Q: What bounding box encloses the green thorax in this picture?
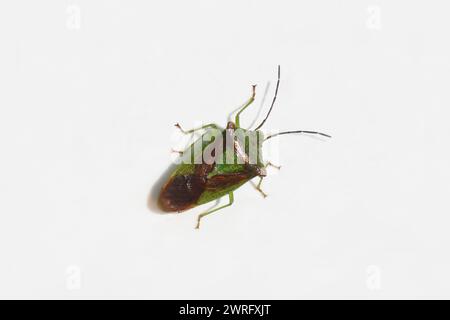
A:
[173,127,265,177]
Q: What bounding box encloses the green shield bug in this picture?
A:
[158,66,331,229]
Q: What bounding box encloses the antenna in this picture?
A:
[265,130,331,141]
[254,65,280,130]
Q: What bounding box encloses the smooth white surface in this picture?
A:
[0,1,449,299]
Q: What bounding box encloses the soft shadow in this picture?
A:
[205,199,221,212]
[147,162,177,214]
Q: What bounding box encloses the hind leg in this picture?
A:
[195,192,234,229]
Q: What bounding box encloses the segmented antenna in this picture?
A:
[254,65,281,131]
[265,130,331,141]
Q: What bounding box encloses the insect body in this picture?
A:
[158,66,331,228]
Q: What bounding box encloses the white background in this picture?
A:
[0,1,449,299]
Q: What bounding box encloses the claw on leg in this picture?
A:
[256,188,268,198]
[251,84,257,98]
[174,123,187,134]
[171,148,183,155]
[266,162,281,170]
[195,216,202,229]
[175,122,219,135]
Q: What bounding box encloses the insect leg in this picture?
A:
[235,85,256,128]
[266,162,281,170]
[195,192,234,229]
[175,123,219,134]
[254,177,268,198]
[252,162,280,197]
[171,149,184,155]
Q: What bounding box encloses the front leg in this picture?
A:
[175,123,220,134]
[235,85,256,128]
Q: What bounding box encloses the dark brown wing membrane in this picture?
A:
[158,163,215,212]
[206,170,257,191]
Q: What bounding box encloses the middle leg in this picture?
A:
[255,177,268,198]
[252,162,281,198]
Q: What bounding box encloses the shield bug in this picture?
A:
[158,66,331,228]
